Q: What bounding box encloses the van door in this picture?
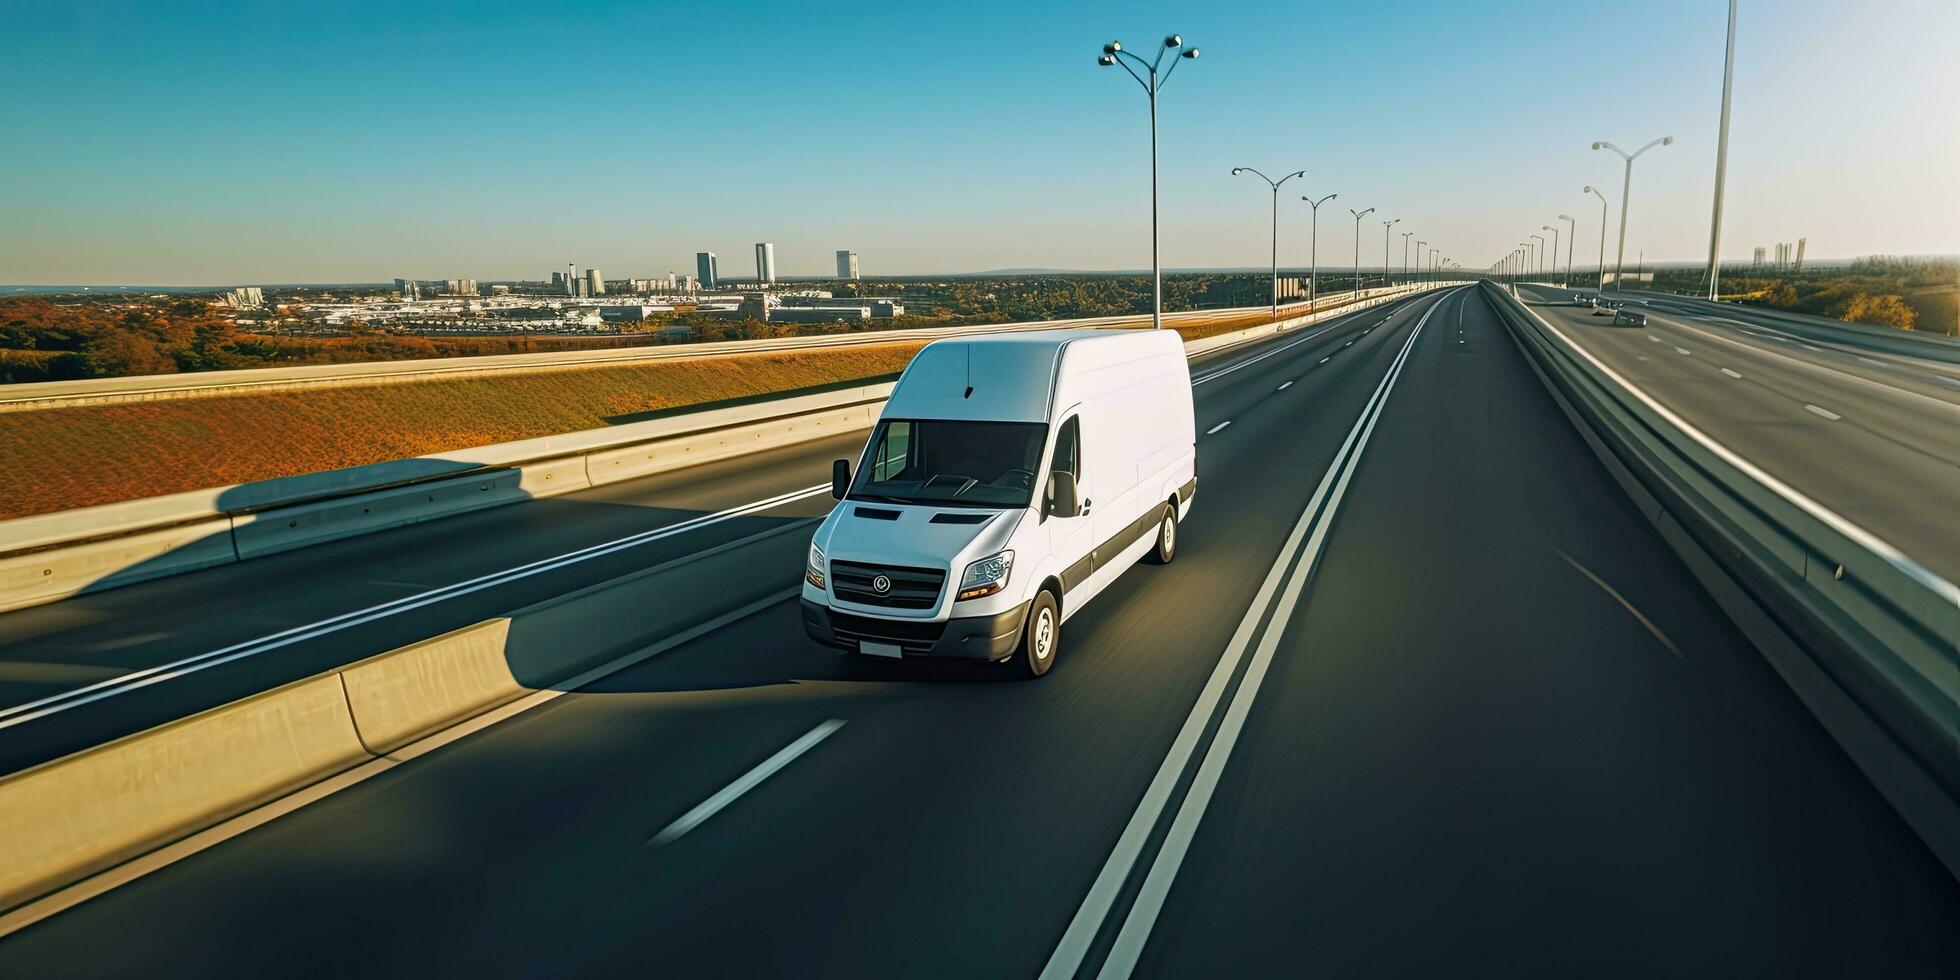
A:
[1047,414,1096,594]
[1085,390,1148,569]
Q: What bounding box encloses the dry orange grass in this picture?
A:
[0,342,923,519]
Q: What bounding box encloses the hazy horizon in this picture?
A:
[3,0,1955,285]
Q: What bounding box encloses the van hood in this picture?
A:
[815,503,1023,571]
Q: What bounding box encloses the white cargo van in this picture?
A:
[801,329,1196,677]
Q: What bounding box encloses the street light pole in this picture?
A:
[1416,240,1427,286]
[1301,192,1337,312]
[1400,231,1413,287]
[1349,207,1375,296]
[1584,185,1608,292]
[1530,234,1547,279]
[1706,0,1738,300]
[1592,135,1673,292]
[1231,167,1306,319]
[1557,214,1576,288]
[1382,217,1401,289]
[1430,247,1438,285]
[1098,35,1200,329]
[1541,226,1560,286]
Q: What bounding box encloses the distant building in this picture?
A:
[836,250,859,279]
[755,242,777,284]
[769,306,868,324]
[445,278,478,297]
[489,284,510,296]
[550,271,565,290]
[599,305,659,323]
[586,268,604,296]
[1752,246,1766,269]
[394,278,421,301]
[697,251,719,289]
[566,263,578,297]
[219,286,266,309]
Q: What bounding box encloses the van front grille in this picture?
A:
[830,560,945,609]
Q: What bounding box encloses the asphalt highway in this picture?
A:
[4,286,1953,977]
[1515,283,1960,583]
[0,291,1436,775]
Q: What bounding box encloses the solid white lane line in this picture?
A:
[1277,381,1293,391]
[0,484,831,731]
[649,719,846,847]
[1094,292,1438,980]
[1038,289,1457,980]
[1805,403,1842,420]
[1206,421,1232,435]
[1721,368,1742,379]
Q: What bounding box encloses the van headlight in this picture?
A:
[957,550,1013,601]
[806,542,826,590]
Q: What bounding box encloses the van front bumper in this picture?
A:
[801,600,1028,660]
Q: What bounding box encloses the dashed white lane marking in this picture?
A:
[1344,340,1355,347]
[1804,404,1842,421]
[1674,347,1692,355]
[1802,344,1824,352]
[1277,381,1293,391]
[1720,368,1742,379]
[1319,356,1331,364]
[1647,335,1662,343]
[1858,356,1884,366]
[1207,420,1232,435]
[649,719,847,847]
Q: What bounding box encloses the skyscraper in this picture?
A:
[586,268,604,296]
[836,250,859,279]
[755,242,776,285]
[696,251,718,289]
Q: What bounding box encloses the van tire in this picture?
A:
[1145,503,1178,565]
[1012,591,1060,679]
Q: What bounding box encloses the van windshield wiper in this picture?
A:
[847,492,917,505]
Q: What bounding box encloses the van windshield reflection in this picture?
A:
[848,419,1047,508]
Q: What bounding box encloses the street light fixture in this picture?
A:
[1541,226,1560,285]
[1556,214,1576,288]
[1592,135,1673,291]
[1416,239,1427,285]
[1400,231,1414,286]
[1349,207,1376,295]
[1300,192,1337,311]
[1098,34,1201,328]
[1232,167,1306,319]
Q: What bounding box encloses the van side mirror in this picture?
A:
[831,459,851,500]
[1045,471,1080,518]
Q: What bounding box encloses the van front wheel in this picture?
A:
[1012,592,1060,679]
[1146,503,1178,565]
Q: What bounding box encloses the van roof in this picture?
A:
[882,328,1177,423]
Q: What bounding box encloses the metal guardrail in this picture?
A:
[0,284,1449,611]
[1484,281,1960,877]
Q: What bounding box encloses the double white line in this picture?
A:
[1039,289,1449,980]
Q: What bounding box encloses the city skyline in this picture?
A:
[1,0,1954,284]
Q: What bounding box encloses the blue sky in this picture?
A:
[1,0,1953,283]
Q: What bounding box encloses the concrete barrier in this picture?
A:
[0,518,813,917]
[0,673,369,912]
[0,287,1456,613]
[339,619,520,755]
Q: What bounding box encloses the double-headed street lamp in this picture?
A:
[1349,207,1375,295]
[1231,167,1306,319]
[1098,34,1200,329]
[1300,192,1337,311]
[1382,217,1401,288]
[1592,135,1672,291]
[1556,214,1576,288]
[1583,186,1609,291]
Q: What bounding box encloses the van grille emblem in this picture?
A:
[871,574,893,594]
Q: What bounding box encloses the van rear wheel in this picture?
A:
[1146,503,1178,565]
[1011,591,1060,679]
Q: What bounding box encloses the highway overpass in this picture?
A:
[0,286,1954,976]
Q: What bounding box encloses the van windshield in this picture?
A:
[849,419,1047,508]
